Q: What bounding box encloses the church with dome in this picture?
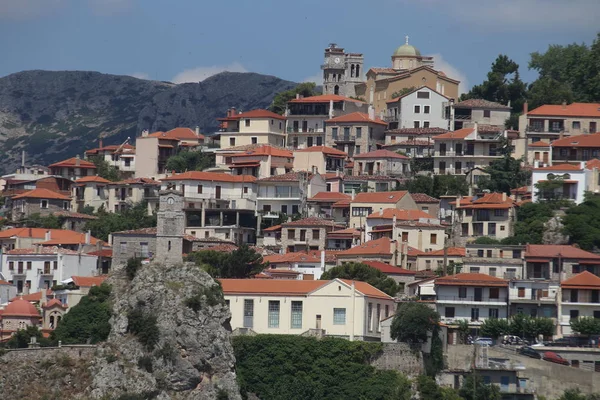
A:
[0,293,67,342]
[391,36,435,70]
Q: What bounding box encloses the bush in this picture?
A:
[321,262,400,296]
[390,302,440,344]
[125,257,142,280]
[137,355,153,373]
[184,284,225,312]
[127,308,159,350]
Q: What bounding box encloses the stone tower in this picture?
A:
[322,43,364,98]
[156,189,185,265]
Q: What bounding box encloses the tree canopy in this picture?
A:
[89,156,120,182]
[6,326,53,348]
[20,213,63,229]
[320,262,401,296]
[84,201,156,242]
[165,149,215,173]
[391,86,416,99]
[269,82,319,115]
[390,302,440,344]
[501,202,554,245]
[398,175,469,198]
[562,194,600,251]
[480,314,554,339]
[570,317,600,336]
[477,138,529,195]
[459,374,501,400]
[186,244,267,278]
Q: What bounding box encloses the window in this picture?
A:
[268,300,280,328]
[197,185,203,194]
[26,261,32,270]
[229,137,235,146]
[471,308,480,321]
[489,267,496,277]
[385,305,390,318]
[355,146,360,154]
[292,205,299,215]
[287,229,295,240]
[243,299,254,328]
[570,309,579,319]
[494,209,504,217]
[281,205,288,214]
[332,127,338,139]
[445,307,455,318]
[40,199,48,209]
[356,127,362,138]
[8,261,14,270]
[413,121,420,128]
[459,287,467,298]
[43,261,49,273]
[316,136,323,146]
[401,232,409,242]
[417,91,430,99]
[483,110,491,118]
[251,137,258,144]
[424,105,430,114]
[243,186,249,194]
[140,242,149,258]
[414,105,421,114]
[313,229,320,240]
[368,303,373,331]
[512,250,521,259]
[470,267,480,273]
[245,119,250,127]
[376,304,381,332]
[291,301,303,329]
[120,242,127,253]
[572,121,581,130]
[489,288,500,299]
[489,308,499,319]
[96,187,102,197]
[333,308,346,325]
[53,261,58,270]
[594,311,600,319]
[423,121,430,128]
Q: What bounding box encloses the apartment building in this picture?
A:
[452,193,517,242]
[324,112,387,157]
[219,145,293,178]
[559,271,600,336]
[349,191,418,231]
[72,176,111,211]
[410,193,440,218]
[84,142,135,176]
[432,125,506,181]
[531,163,586,204]
[353,149,410,177]
[307,191,352,220]
[286,94,368,150]
[217,109,286,150]
[550,132,600,163]
[326,227,360,250]
[414,247,465,272]
[10,188,71,220]
[384,86,450,130]
[293,146,347,174]
[516,102,600,161]
[53,275,108,308]
[335,237,399,266]
[342,175,400,194]
[161,171,258,243]
[0,227,104,253]
[509,280,558,319]
[49,156,97,180]
[383,128,443,158]
[452,99,511,130]
[435,273,509,328]
[524,244,600,281]
[221,278,395,340]
[280,217,341,253]
[463,244,525,279]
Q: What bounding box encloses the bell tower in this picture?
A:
[156,189,185,265]
[321,43,364,97]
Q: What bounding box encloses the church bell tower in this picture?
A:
[156,189,185,265]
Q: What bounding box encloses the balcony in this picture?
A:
[436,295,508,303]
[41,268,53,276]
[383,115,399,122]
[287,127,325,134]
[334,135,356,143]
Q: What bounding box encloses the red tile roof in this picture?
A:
[7,246,80,255]
[385,128,448,136]
[205,244,239,252]
[322,172,345,180]
[49,157,96,169]
[295,146,348,157]
[352,191,408,204]
[257,171,313,182]
[327,227,360,238]
[85,144,135,155]
[426,247,466,257]
[229,145,293,158]
[362,260,415,275]
[586,159,600,170]
[326,112,387,126]
[308,192,351,202]
[52,211,98,220]
[453,193,516,210]
[12,188,71,201]
[263,224,282,232]
[525,244,600,260]
[43,298,67,309]
[435,273,508,287]
[511,186,529,194]
[561,271,600,290]
[288,94,365,104]
[11,289,52,303]
[282,217,340,227]
[0,228,103,246]
[3,298,42,317]
[86,249,113,258]
[551,133,600,148]
[264,252,321,264]
[147,128,203,140]
[432,128,474,140]
[410,193,439,203]
[353,149,408,160]
[454,99,511,110]
[336,237,393,256]
[71,275,109,287]
[528,141,551,148]
[527,103,600,118]
[162,171,257,183]
[112,177,161,186]
[332,199,351,208]
[533,163,583,172]
[75,176,112,184]
[367,208,434,220]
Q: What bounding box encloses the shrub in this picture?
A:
[216,389,229,400]
[127,308,159,350]
[184,284,224,312]
[154,342,177,364]
[137,355,153,373]
[125,258,142,280]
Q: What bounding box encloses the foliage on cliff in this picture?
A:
[321,262,401,296]
[84,201,156,242]
[186,244,267,278]
[233,335,411,400]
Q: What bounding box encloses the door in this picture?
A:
[316,315,322,329]
[302,121,308,133]
[543,152,549,164]
[307,137,313,147]
[215,186,221,199]
[474,288,483,302]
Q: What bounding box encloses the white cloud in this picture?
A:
[0,0,65,20]
[130,72,149,80]
[409,0,600,32]
[171,62,247,84]
[88,0,133,15]
[303,73,322,85]
[429,54,469,95]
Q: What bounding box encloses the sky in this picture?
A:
[0,0,599,94]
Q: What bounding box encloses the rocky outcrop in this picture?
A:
[543,211,569,245]
[89,261,241,399]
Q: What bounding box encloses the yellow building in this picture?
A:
[217,109,286,149]
[349,190,418,231]
[221,278,395,340]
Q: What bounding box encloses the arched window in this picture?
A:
[563,173,571,180]
[355,65,360,78]
[50,316,55,329]
[334,85,340,95]
[350,64,355,78]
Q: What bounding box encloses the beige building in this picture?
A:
[217,109,286,150]
[293,146,347,174]
[451,193,517,243]
[324,112,387,157]
[335,237,399,266]
[221,278,395,340]
[353,149,410,176]
[11,188,71,220]
[49,156,97,180]
[280,217,341,253]
[414,247,465,272]
[349,190,418,231]
[516,102,600,162]
[452,99,511,130]
[84,141,136,176]
[217,145,293,178]
[286,94,369,150]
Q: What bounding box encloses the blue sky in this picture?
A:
[0,0,598,93]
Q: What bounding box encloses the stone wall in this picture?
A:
[1,345,97,363]
[371,343,425,377]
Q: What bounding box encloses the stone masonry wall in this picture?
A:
[371,343,425,377]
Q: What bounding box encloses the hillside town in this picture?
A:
[2,37,600,399]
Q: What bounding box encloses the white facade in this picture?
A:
[386,87,450,129]
[531,164,586,204]
[161,179,257,211]
[436,284,509,327]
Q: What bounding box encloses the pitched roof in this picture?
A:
[308,192,351,202]
[257,171,313,182]
[12,188,71,200]
[2,298,41,317]
[263,224,282,232]
[453,99,511,110]
[112,227,157,235]
[426,247,466,257]
[52,211,98,220]
[85,143,135,155]
[0,228,102,245]
[432,128,474,140]
[327,227,360,238]
[529,141,551,148]
[49,157,96,169]
[410,193,439,203]
[352,191,408,204]
[326,112,387,126]
[367,208,434,220]
[71,275,109,287]
[147,127,205,140]
[454,193,516,210]
[435,273,508,287]
[236,109,287,120]
[527,103,600,118]
[264,252,321,264]
[43,298,67,309]
[282,217,339,227]
[332,199,351,208]
[336,237,393,256]
[533,163,583,172]
[525,244,600,260]
[551,133,600,148]
[7,246,80,255]
[288,94,365,104]
[586,159,600,170]
[295,146,348,157]
[112,177,161,186]
[161,171,257,183]
[205,243,239,252]
[353,149,408,160]
[75,176,112,184]
[10,289,52,302]
[362,260,415,275]
[385,127,448,136]
[561,271,600,290]
[229,145,293,158]
[86,249,113,258]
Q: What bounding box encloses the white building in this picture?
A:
[435,273,509,328]
[2,247,98,295]
[559,271,600,336]
[384,86,451,130]
[531,163,586,204]
[221,278,395,340]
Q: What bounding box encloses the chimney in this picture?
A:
[85,230,91,245]
[40,288,46,307]
[141,129,149,137]
[99,138,103,149]
[392,215,398,240]
[296,93,301,99]
[562,101,567,109]
[21,151,25,170]
[368,105,375,121]
[75,154,81,167]
[523,101,528,116]
[502,192,507,202]
[45,230,51,241]
[473,122,478,134]
[320,250,325,273]
[195,126,200,137]
[329,100,335,119]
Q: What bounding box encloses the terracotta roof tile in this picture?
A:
[236,109,286,120]
[229,145,293,158]
[533,163,583,172]
[426,247,466,257]
[53,211,98,220]
[43,298,67,309]
[336,237,393,256]
[85,144,135,155]
[113,227,157,235]
[86,249,113,258]
[205,244,239,252]
[49,157,96,169]
[561,271,600,289]
[282,217,340,227]
[263,224,282,232]
[344,175,397,182]
[112,177,161,185]
[71,275,109,287]
[432,128,475,140]
[551,133,600,148]
[308,192,351,202]
[528,141,551,148]
[385,127,448,136]
[147,127,205,140]
[327,227,360,238]
[527,103,600,118]
[383,140,433,147]
[586,159,600,170]
[353,149,408,160]
[264,252,321,264]
[525,244,600,260]
[0,228,103,246]
[362,260,415,275]
[410,193,439,203]
[75,176,112,184]
[322,172,345,180]
[352,191,408,204]
[288,94,365,104]
[10,289,52,303]
[326,112,387,126]
[511,186,529,194]
[454,99,511,110]
[295,146,348,157]
[257,171,313,182]
[435,273,508,287]
[7,246,80,255]
[162,171,257,183]
[332,199,351,208]
[367,208,434,220]
[12,188,71,201]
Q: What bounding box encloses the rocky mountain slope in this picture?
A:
[0,70,296,174]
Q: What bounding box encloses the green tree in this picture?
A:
[89,156,120,182]
[390,302,440,344]
[563,194,600,251]
[269,82,319,115]
[535,174,566,201]
[84,201,156,242]
[571,317,600,336]
[457,319,471,344]
[186,244,267,278]
[435,261,463,277]
[501,202,554,245]
[418,375,461,400]
[165,149,215,173]
[320,262,400,296]
[459,374,501,400]
[480,318,510,338]
[398,175,468,198]
[20,213,63,229]
[51,283,112,344]
[473,237,501,245]
[391,86,416,99]
[6,326,52,348]
[558,389,595,400]
[477,138,529,195]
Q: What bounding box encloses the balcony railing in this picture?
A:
[334,135,356,143]
[437,295,508,302]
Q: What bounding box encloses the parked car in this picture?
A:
[473,337,493,346]
[546,337,578,347]
[502,335,528,345]
[542,351,570,365]
[517,346,542,359]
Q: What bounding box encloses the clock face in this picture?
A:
[334,57,341,64]
[167,197,174,205]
